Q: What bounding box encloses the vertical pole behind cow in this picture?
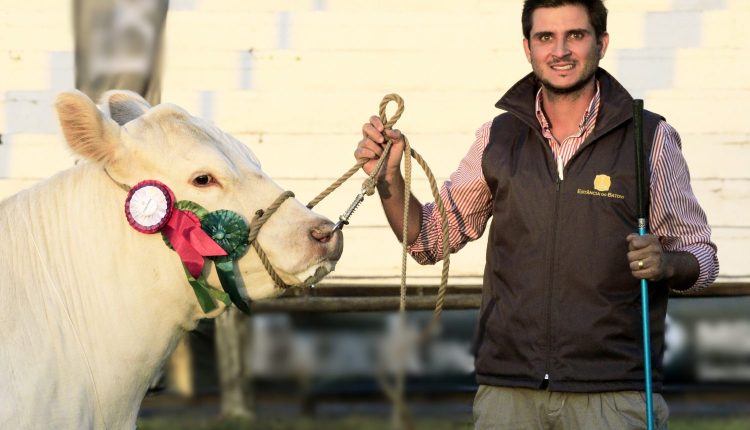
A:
[73,0,169,105]
[633,99,654,430]
[216,308,256,419]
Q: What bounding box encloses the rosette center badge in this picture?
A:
[125,180,175,233]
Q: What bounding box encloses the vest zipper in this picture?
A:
[545,178,563,386]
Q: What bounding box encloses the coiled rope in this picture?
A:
[307,94,452,429]
[307,94,450,332]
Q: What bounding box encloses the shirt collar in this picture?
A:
[535,80,601,136]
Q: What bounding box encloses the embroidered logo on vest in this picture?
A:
[594,174,611,192]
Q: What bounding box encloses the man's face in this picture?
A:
[523,4,609,95]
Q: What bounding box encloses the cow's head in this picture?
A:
[54,90,342,313]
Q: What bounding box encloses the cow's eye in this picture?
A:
[192,174,217,187]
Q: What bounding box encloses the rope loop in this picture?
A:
[379,93,405,130]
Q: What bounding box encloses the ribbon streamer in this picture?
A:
[162,209,228,278]
[215,259,251,314]
[184,269,231,313]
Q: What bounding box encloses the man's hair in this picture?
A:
[522,0,608,40]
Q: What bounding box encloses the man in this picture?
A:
[354,0,718,428]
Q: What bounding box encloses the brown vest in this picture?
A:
[476,69,666,392]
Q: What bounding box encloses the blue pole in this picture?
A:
[634,100,654,430]
[639,219,654,430]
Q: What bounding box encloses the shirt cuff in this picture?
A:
[406,203,439,265]
[671,243,719,294]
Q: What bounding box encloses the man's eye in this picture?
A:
[569,32,584,40]
[192,174,216,187]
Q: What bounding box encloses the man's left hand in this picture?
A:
[626,233,671,282]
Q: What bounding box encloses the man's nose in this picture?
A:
[552,38,571,58]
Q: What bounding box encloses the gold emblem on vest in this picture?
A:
[594,174,611,192]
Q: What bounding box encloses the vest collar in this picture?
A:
[495,68,634,140]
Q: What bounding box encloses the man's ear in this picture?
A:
[598,32,610,59]
[98,90,152,125]
[523,38,532,63]
[55,90,124,165]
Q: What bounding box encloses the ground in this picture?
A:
[138,391,750,429]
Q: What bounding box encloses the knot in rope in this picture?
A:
[362,177,378,196]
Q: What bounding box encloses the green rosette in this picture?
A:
[162,200,210,249]
[202,210,252,314]
[202,210,250,261]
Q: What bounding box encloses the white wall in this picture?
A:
[1,0,747,284]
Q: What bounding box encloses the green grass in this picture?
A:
[671,418,750,430]
[137,416,750,430]
[138,416,469,430]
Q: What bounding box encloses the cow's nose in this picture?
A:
[310,222,334,244]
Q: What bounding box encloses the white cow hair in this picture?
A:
[0,163,188,429]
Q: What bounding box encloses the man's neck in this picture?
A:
[541,80,597,141]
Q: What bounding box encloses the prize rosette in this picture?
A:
[125,180,175,233]
[122,180,251,314]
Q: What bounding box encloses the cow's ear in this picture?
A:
[98,90,151,125]
[56,90,124,164]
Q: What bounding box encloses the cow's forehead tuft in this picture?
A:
[147,103,190,121]
[137,104,222,142]
[128,104,262,172]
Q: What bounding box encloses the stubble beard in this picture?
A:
[540,67,596,96]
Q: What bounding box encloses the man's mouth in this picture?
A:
[551,63,575,71]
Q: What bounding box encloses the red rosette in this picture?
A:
[125,180,175,234]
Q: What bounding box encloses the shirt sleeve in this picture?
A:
[649,121,719,293]
[407,121,494,265]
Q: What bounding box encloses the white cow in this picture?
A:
[0,90,343,429]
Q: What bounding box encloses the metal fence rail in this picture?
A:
[250,282,750,313]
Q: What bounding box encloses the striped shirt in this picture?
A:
[408,83,719,292]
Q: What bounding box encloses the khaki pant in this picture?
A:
[473,385,669,430]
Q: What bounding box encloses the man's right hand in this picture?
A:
[354,115,405,181]
[353,116,422,245]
